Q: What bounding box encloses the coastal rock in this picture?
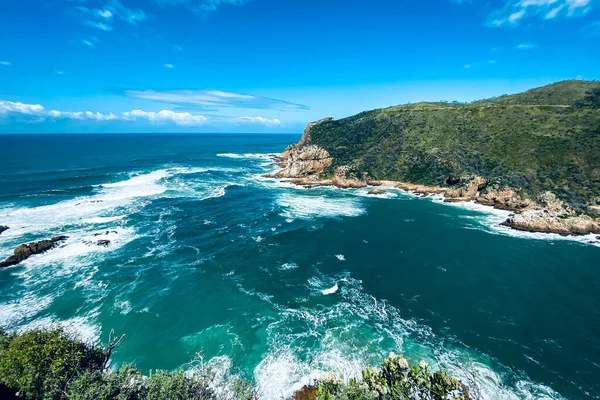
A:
[475,187,531,211]
[0,226,8,235]
[273,118,335,179]
[331,166,367,188]
[502,210,600,236]
[274,145,332,178]
[0,236,68,269]
[368,189,386,195]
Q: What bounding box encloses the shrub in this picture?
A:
[0,327,105,400]
[315,353,468,400]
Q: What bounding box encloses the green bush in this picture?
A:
[0,327,255,400]
[0,327,105,400]
[316,353,467,400]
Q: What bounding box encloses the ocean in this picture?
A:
[0,134,598,400]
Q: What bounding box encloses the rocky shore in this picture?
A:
[0,236,68,268]
[269,120,600,236]
[0,226,8,235]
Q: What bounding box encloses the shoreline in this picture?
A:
[266,155,600,238]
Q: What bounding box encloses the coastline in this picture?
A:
[266,153,600,238]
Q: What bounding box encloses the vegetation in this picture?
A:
[294,353,469,400]
[0,327,254,400]
[306,80,600,212]
[0,327,469,400]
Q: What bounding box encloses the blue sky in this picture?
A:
[0,0,598,133]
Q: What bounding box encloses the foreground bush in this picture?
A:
[0,328,254,400]
[315,353,468,400]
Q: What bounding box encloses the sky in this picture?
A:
[0,0,598,133]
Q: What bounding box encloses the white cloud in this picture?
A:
[1,100,206,126]
[122,110,207,126]
[164,63,175,69]
[0,61,11,66]
[125,89,309,111]
[464,64,472,69]
[56,71,65,75]
[95,9,113,19]
[237,116,281,126]
[517,42,536,49]
[480,0,593,26]
[84,20,113,31]
[81,39,95,47]
[155,0,247,14]
[74,0,147,32]
[0,101,45,115]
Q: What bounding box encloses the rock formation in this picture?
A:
[0,226,8,235]
[0,236,68,269]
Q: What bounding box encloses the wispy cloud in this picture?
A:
[455,0,594,26]
[464,64,472,69]
[155,0,247,14]
[0,61,11,66]
[73,0,147,32]
[125,89,310,111]
[0,100,207,126]
[237,116,281,126]
[164,63,176,69]
[517,42,536,49]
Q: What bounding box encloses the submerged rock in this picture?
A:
[0,226,8,235]
[0,236,68,269]
[85,239,110,247]
[368,189,386,195]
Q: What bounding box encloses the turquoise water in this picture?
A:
[0,134,599,400]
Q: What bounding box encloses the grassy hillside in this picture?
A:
[306,80,600,212]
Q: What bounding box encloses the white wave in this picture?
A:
[335,254,345,261]
[279,263,299,271]
[217,153,273,160]
[0,293,54,328]
[0,170,170,240]
[82,215,126,224]
[322,284,339,295]
[277,192,365,220]
[432,198,600,247]
[254,274,566,400]
[18,227,137,274]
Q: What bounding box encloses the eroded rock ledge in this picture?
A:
[271,120,600,236]
[0,236,68,269]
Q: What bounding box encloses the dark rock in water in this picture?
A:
[0,236,68,269]
[84,239,111,247]
[93,230,117,237]
[0,226,8,235]
[367,189,386,195]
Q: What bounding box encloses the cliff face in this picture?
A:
[274,118,334,179]
[275,81,600,235]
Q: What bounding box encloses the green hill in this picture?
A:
[299,80,600,213]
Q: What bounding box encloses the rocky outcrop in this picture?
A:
[502,211,600,235]
[274,145,333,179]
[272,118,335,179]
[0,236,68,269]
[501,192,600,235]
[0,226,8,235]
[368,189,386,195]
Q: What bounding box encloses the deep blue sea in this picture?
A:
[0,134,599,400]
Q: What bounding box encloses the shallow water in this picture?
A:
[0,134,598,399]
